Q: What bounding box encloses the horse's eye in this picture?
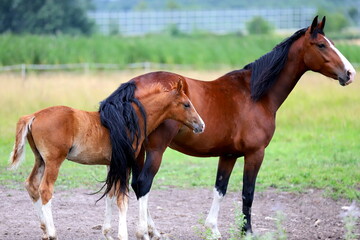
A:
[317,43,326,49]
[183,102,190,108]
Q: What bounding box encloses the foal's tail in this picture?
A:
[9,115,35,170]
[99,81,147,199]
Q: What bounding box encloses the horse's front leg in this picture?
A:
[133,121,179,240]
[205,155,237,239]
[102,166,114,239]
[102,191,117,240]
[242,149,264,234]
[116,191,129,240]
[137,193,150,240]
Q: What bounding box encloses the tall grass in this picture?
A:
[0,70,359,200]
[0,34,359,68]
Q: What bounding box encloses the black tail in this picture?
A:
[98,81,147,199]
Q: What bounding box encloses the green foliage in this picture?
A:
[0,34,282,67]
[0,34,359,68]
[317,10,349,32]
[165,0,181,10]
[228,207,246,240]
[246,16,274,35]
[193,215,214,240]
[0,0,94,35]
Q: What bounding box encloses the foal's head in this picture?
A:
[165,80,205,134]
[302,16,356,86]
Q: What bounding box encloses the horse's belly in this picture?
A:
[170,131,240,157]
[67,145,111,165]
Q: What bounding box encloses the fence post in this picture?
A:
[84,63,90,74]
[144,62,151,72]
[21,64,26,81]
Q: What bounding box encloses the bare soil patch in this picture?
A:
[1,185,358,239]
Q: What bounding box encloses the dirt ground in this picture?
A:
[1,185,359,240]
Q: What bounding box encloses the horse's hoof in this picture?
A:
[136,231,150,240]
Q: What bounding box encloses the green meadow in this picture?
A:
[0,70,359,200]
[0,34,360,68]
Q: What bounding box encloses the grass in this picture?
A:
[0,34,359,68]
[0,70,359,200]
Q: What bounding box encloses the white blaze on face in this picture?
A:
[325,37,356,84]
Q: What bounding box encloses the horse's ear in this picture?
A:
[319,16,326,31]
[176,79,184,93]
[310,15,319,34]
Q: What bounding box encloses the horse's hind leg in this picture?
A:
[25,151,47,238]
[205,155,237,239]
[37,154,65,240]
[102,167,115,240]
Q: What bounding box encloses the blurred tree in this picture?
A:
[134,1,148,11]
[0,0,94,35]
[348,7,359,24]
[246,16,274,35]
[165,0,181,10]
[317,9,349,32]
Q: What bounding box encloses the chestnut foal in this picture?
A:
[9,79,204,240]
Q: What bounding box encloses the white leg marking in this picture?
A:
[34,198,46,224]
[147,210,161,239]
[118,197,128,240]
[137,193,150,240]
[205,188,223,239]
[42,199,56,238]
[325,37,356,83]
[103,195,115,240]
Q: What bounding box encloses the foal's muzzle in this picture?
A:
[192,122,205,134]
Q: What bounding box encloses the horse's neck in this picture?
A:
[265,40,307,113]
[139,93,170,135]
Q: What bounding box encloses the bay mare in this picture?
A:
[122,16,355,239]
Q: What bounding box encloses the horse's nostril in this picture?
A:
[347,70,352,80]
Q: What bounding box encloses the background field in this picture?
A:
[1,34,360,68]
[0,69,359,201]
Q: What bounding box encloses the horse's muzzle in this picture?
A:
[339,69,356,86]
[192,122,205,134]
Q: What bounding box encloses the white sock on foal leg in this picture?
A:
[117,198,128,240]
[34,199,56,238]
[205,188,223,238]
[42,199,56,239]
[137,193,150,240]
[34,199,47,237]
[103,195,115,240]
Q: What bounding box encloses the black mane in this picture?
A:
[244,28,308,101]
[98,81,147,199]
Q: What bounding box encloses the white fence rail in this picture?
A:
[1,62,358,80]
[0,62,190,79]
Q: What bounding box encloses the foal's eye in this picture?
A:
[183,102,191,108]
[317,43,326,49]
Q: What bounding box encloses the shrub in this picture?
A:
[246,16,274,35]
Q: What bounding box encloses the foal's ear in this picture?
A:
[175,79,184,94]
[310,15,319,34]
[319,16,326,31]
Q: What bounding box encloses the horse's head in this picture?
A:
[303,16,356,86]
[168,79,205,134]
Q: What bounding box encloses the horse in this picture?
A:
[106,16,355,239]
[9,79,205,240]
